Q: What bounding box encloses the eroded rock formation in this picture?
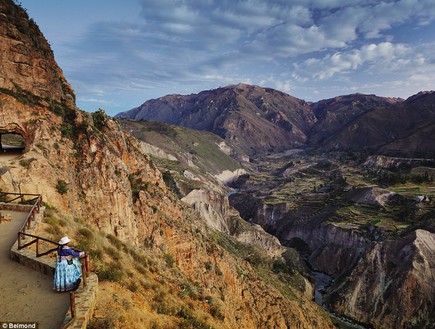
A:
[328,229,435,329]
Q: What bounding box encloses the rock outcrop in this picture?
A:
[231,187,435,328]
[0,0,75,107]
[328,229,435,329]
[182,189,285,257]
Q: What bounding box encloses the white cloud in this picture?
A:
[297,42,418,79]
[23,0,435,114]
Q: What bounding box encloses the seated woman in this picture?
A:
[53,236,85,292]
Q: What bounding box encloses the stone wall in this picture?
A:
[0,202,33,212]
[8,205,98,329]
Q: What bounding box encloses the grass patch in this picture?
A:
[19,158,36,169]
[78,227,94,240]
[96,261,125,282]
[163,253,175,268]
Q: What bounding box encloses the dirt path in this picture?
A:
[0,210,69,328]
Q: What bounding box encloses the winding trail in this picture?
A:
[0,210,69,328]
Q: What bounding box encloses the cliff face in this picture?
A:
[182,189,285,257]
[329,229,435,329]
[230,178,435,328]
[0,92,334,327]
[0,1,335,327]
[0,0,75,107]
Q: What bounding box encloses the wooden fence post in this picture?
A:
[70,291,76,318]
[85,253,89,276]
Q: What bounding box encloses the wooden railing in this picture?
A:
[3,192,90,327]
[0,192,42,235]
[16,232,90,278]
[17,231,90,327]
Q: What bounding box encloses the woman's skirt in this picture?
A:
[53,258,82,292]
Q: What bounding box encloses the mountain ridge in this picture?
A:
[117,84,434,158]
[117,83,317,156]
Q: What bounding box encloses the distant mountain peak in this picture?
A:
[405,90,435,104]
[117,84,315,155]
[117,85,435,158]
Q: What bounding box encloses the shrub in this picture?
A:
[106,234,124,249]
[135,264,147,275]
[163,253,175,268]
[127,281,139,293]
[179,283,198,300]
[44,225,62,237]
[92,109,108,130]
[19,158,36,169]
[56,179,68,195]
[204,261,213,271]
[177,308,212,329]
[210,305,225,320]
[87,317,116,329]
[78,227,94,240]
[97,262,124,282]
[104,246,121,261]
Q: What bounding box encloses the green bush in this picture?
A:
[19,158,36,169]
[56,179,68,195]
[78,227,94,240]
[92,109,108,131]
[97,262,124,282]
[163,253,175,268]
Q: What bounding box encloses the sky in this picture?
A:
[19,0,435,117]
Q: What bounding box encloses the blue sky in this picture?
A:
[19,0,435,116]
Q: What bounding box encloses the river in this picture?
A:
[311,271,372,329]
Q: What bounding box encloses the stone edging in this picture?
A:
[7,206,98,329]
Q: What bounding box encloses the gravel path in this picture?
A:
[0,210,69,328]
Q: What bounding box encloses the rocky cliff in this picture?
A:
[328,229,435,329]
[0,1,335,327]
[0,0,75,107]
[182,189,285,257]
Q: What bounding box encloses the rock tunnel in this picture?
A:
[0,131,25,158]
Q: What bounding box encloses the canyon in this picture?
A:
[1,0,434,327]
[0,0,334,328]
[119,87,435,328]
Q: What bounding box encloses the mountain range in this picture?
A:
[117,85,435,158]
[1,0,434,327]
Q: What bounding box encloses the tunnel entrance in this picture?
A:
[0,132,25,160]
